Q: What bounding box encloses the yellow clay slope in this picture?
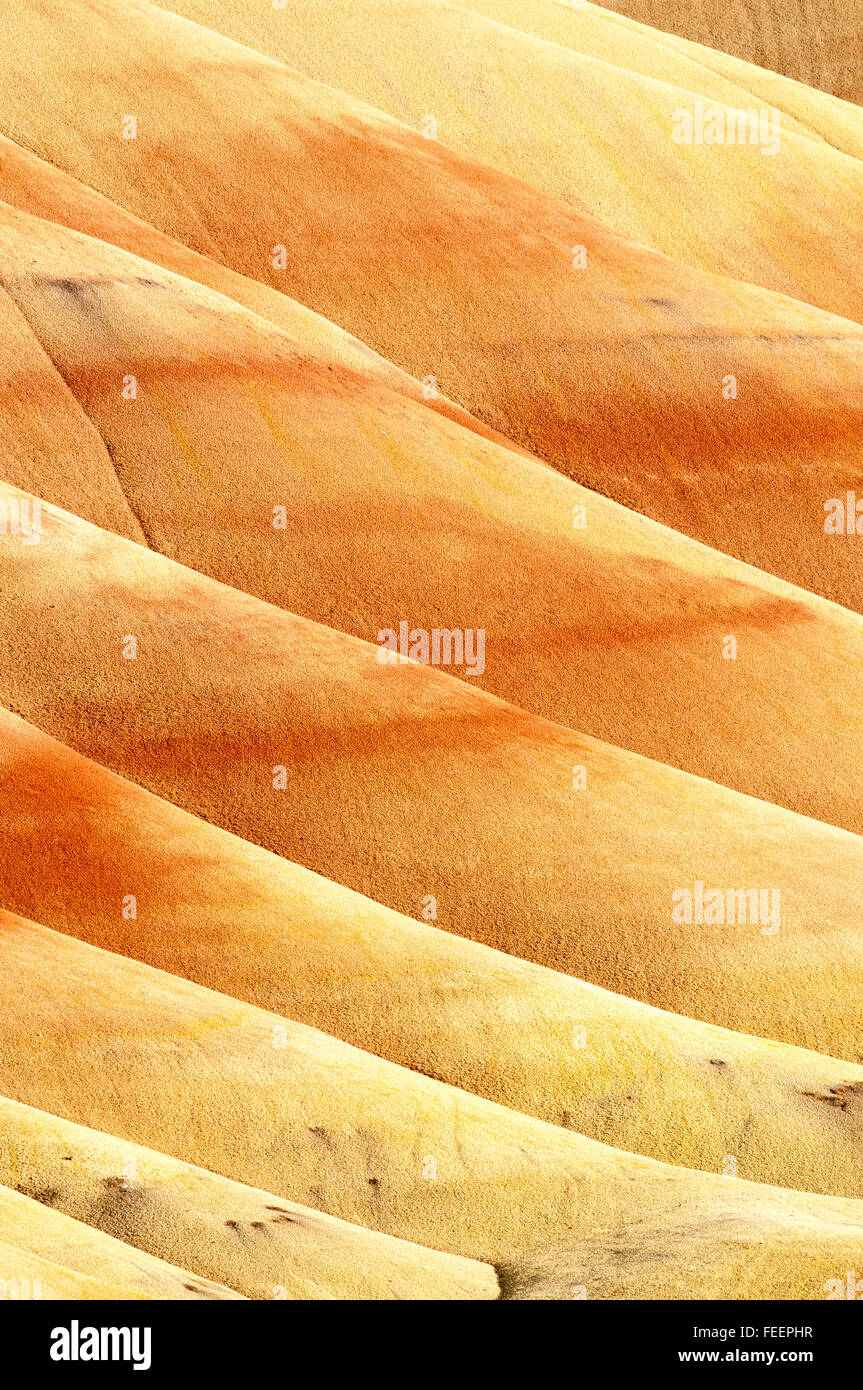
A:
[594,0,863,106]
[2,907,863,1300]
[456,2,863,156]
[0,1096,494,1301]
[3,705,863,1195]
[163,0,863,318]
[0,1184,243,1300]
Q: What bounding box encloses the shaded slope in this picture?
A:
[4,705,863,1194]
[163,0,863,318]
[0,279,145,542]
[1,489,863,1061]
[598,0,863,106]
[3,0,863,598]
[0,1096,495,1301]
[1,210,862,831]
[0,1184,243,1300]
[2,907,863,1298]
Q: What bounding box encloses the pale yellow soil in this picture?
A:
[597,0,863,105]
[1,907,862,1301]
[456,2,863,155]
[3,705,863,1196]
[0,1097,495,1300]
[0,1184,243,1300]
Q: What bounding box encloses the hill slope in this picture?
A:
[2,0,863,603]
[0,1184,243,1300]
[598,0,863,105]
[0,207,862,830]
[1,488,863,1062]
[0,1096,494,1300]
[4,705,863,1194]
[2,906,863,1299]
[162,0,863,318]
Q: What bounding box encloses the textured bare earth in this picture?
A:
[598,0,863,105]
[0,1097,495,1301]
[1,0,861,1303]
[164,0,863,318]
[1,205,863,830]
[2,1,863,608]
[1,487,862,1063]
[2,908,863,1300]
[3,705,863,1197]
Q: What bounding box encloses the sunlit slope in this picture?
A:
[4,1,863,598]
[2,908,863,1296]
[0,1184,243,1300]
[2,213,863,828]
[0,1242,151,1301]
[0,1097,495,1300]
[1,492,863,1061]
[596,0,863,107]
[163,0,863,317]
[499,1208,863,1300]
[456,1,863,158]
[4,707,863,1195]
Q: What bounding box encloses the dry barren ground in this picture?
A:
[0,0,860,1301]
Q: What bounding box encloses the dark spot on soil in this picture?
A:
[16,1184,59,1206]
[803,1082,863,1111]
[42,277,82,295]
[101,1176,134,1192]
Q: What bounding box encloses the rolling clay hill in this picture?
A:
[0,0,861,1303]
[163,0,863,318]
[1,0,863,606]
[3,704,863,1199]
[0,485,862,1065]
[455,1,863,157]
[596,0,863,105]
[3,907,863,1301]
[0,1097,496,1302]
[0,209,861,831]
